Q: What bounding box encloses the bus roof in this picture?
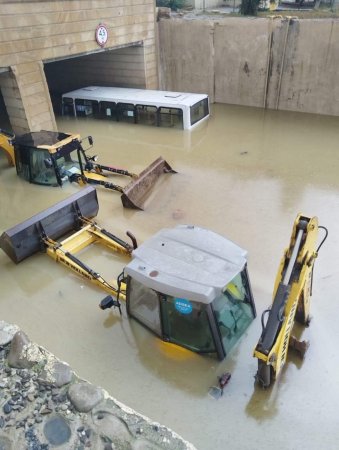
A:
[62,86,208,108]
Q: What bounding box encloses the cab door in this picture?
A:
[211,267,256,356]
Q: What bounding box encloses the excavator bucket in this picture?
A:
[0,186,99,264]
[121,157,176,209]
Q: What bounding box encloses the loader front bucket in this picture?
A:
[0,186,99,264]
[121,157,176,210]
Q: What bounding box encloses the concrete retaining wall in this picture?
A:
[158,20,215,98]
[158,17,339,116]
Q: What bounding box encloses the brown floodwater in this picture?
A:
[0,103,338,450]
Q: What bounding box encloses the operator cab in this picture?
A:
[13,131,87,186]
[125,225,256,360]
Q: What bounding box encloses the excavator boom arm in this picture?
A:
[254,215,320,387]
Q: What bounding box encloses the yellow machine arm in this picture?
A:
[253,214,327,388]
[42,218,133,301]
[0,129,15,166]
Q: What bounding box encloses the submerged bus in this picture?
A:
[61,86,209,130]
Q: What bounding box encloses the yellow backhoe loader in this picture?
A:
[253,214,328,388]
[0,188,326,371]
[0,186,257,361]
[0,129,175,209]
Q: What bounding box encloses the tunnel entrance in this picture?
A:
[44,45,146,117]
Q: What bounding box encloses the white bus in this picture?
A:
[61,86,209,130]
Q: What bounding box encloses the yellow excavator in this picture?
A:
[253,214,328,388]
[0,129,175,209]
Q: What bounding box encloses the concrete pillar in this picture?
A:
[11,62,57,134]
[0,70,29,135]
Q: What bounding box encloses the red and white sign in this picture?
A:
[95,24,108,47]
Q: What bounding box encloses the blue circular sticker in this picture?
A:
[174,298,193,315]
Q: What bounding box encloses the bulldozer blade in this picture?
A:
[0,186,99,264]
[121,157,176,209]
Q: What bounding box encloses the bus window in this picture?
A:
[99,101,117,120]
[158,107,183,129]
[75,99,99,117]
[117,103,135,123]
[135,105,157,126]
[62,97,75,116]
[190,98,209,126]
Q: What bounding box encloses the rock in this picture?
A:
[40,407,52,415]
[7,331,39,369]
[68,382,104,413]
[43,415,71,446]
[3,404,12,415]
[39,360,73,387]
[0,322,20,346]
[92,412,132,446]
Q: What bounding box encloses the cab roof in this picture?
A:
[14,131,71,148]
[125,225,247,304]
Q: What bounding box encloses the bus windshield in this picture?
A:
[190,98,209,126]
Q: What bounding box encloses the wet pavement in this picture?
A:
[0,103,339,449]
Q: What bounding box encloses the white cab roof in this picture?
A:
[125,225,247,304]
[62,86,208,108]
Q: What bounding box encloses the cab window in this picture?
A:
[161,296,216,354]
[212,272,255,354]
[127,278,161,336]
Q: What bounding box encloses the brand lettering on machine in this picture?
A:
[59,257,92,281]
[281,301,297,365]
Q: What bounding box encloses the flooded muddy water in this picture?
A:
[1,104,339,449]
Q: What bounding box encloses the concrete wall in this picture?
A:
[0,1,157,134]
[158,17,339,116]
[158,20,215,99]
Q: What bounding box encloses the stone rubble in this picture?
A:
[0,321,196,450]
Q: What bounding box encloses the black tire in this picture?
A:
[256,361,271,388]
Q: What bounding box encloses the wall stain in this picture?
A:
[243,61,250,76]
